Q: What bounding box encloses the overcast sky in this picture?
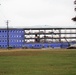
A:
[0,0,76,28]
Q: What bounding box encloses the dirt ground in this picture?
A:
[0,48,73,53]
[0,48,52,52]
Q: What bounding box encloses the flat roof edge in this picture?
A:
[0,27,76,29]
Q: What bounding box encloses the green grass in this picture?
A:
[0,49,76,75]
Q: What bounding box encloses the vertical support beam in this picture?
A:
[70,29,72,42]
[44,29,46,43]
[65,28,66,41]
[39,29,40,42]
[75,29,76,41]
[59,29,61,42]
[52,29,53,42]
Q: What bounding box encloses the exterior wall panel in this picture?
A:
[0,29,25,48]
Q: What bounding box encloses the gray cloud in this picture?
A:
[0,0,75,28]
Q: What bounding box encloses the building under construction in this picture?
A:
[0,27,76,48]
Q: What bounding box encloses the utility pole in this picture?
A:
[6,20,9,49]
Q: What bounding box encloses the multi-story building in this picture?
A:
[0,27,76,48]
